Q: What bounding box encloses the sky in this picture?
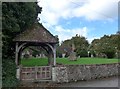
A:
[37,0,119,43]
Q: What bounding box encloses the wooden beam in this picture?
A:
[46,43,57,66]
[18,43,27,52]
[53,45,56,66]
[15,42,19,65]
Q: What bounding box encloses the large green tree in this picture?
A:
[2,2,42,87]
[57,35,89,57]
[71,35,89,57]
[90,34,119,58]
[2,2,42,59]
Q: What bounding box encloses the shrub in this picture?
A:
[77,49,88,57]
[2,59,19,87]
[104,50,115,58]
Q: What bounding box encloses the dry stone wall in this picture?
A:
[53,63,119,83]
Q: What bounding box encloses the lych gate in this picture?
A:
[13,22,58,81]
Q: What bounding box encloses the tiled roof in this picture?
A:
[13,22,58,43]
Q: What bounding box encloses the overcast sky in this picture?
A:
[37,0,119,43]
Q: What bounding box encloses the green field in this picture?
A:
[21,57,119,67]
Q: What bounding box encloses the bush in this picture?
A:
[77,50,88,57]
[104,50,115,58]
[2,59,19,87]
[32,51,39,57]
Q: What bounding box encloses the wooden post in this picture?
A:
[19,65,22,80]
[16,65,21,80]
[15,42,19,65]
[53,45,56,66]
[48,47,51,66]
[46,43,56,66]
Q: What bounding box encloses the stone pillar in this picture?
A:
[52,67,56,82]
[52,67,68,83]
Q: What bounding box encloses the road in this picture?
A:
[19,76,119,88]
[58,76,119,87]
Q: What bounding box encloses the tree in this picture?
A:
[57,39,72,57]
[71,35,89,57]
[57,35,89,57]
[116,31,120,58]
[90,34,119,58]
[2,2,42,87]
[2,2,42,59]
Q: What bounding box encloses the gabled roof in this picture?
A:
[13,22,58,43]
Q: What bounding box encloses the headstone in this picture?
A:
[36,55,38,58]
[91,54,93,58]
[39,54,41,58]
[78,55,80,58]
[62,53,66,58]
[69,51,77,61]
[68,43,77,61]
[21,52,25,58]
[42,53,46,58]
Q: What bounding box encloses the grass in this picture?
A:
[21,58,48,67]
[57,58,118,65]
[21,57,119,67]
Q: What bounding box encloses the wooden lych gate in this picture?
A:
[14,22,58,81]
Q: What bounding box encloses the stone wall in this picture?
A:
[53,63,119,83]
[52,67,68,83]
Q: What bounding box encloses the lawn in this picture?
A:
[21,57,119,67]
[57,58,118,65]
[21,58,48,67]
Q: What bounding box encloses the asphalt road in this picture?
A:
[19,76,119,88]
[58,76,119,87]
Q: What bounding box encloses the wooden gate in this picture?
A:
[20,66,52,81]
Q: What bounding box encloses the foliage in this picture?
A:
[2,2,42,59]
[103,49,115,58]
[117,32,120,58]
[76,48,88,57]
[57,35,89,57]
[32,51,38,57]
[2,2,42,87]
[72,35,89,56]
[90,34,119,58]
[57,39,72,57]
[2,59,19,87]
[21,57,119,66]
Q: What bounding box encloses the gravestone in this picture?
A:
[68,43,77,61]
[62,53,66,58]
